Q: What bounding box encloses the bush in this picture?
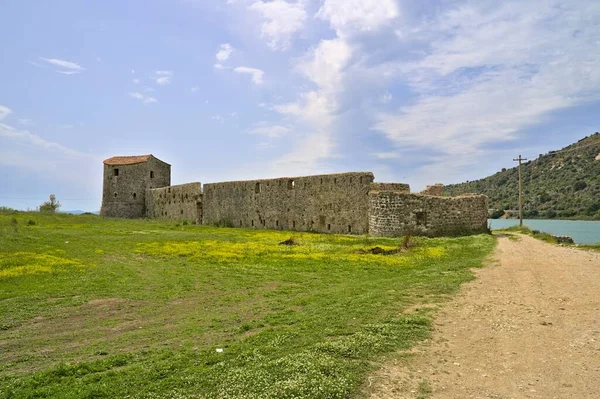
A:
[489,209,505,219]
[573,181,587,191]
[39,194,61,213]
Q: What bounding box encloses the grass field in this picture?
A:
[0,212,495,398]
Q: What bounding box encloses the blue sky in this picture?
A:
[1,0,599,211]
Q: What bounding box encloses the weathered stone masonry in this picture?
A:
[145,183,202,223]
[368,191,489,237]
[101,155,170,218]
[101,154,489,237]
[203,172,374,235]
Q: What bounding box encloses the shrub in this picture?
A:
[39,194,61,213]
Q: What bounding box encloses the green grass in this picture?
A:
[497,225,559,244]
[0,212,495,398]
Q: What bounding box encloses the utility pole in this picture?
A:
[513,155,528,227]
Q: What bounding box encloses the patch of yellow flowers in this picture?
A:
[0,252,86,278]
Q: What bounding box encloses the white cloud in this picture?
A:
[379,92,392,104]
[298,38,352,91]
[128,92,157,104]
[39,57,85,74]
[234,67,265,84]
[153,70,173,85]
[56,70,81,75]
[247,122,290,138]
[373,0,600,183]
[216,43,234,61]
[0,105,12,121]
[0,108,98,190]
[316,0,399,37]
[371,151,398,160]
[270,38,352,174]
[191,86,200,93]
[133,78,141,84]
[17,118,33,126]
[0,122,85,158]
[214,63,229,70]
[249,0,307,50]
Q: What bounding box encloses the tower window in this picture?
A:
[288,180,295,190]
[327,224,331,231]
[150,171,154,178]
[133,193,137,199]
[114,192,118,197]
[255,182,261,194]
[114,168,119,177]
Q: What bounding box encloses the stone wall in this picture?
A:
[202,172,375,234]
[368,191,489,237]
[370,182,410,192]
[420,183,445,196]
[101,156,170,218]
[146,183,202,222]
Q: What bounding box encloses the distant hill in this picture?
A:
[61,210,100,215]
[446,133,600,220]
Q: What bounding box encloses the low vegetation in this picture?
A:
[0,211,494,398]
[447,132,600,220]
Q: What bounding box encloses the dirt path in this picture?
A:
[368,234,600,399]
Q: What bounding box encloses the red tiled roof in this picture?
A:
[103,155,152,165]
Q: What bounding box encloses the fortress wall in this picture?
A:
[146,183,202,223]
[202,172,375,234]
[370,183,410,192]
[368,191,489,237]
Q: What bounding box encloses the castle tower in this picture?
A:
[101,155,170,218]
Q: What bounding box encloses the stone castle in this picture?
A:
[101,155,489,237]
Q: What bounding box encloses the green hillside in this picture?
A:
[446,132,600,220]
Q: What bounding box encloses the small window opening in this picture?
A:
[240,220,243,226]
[114,168,119,177]
[114,192,118,197]
[133,193,137,199]
[287,180,295,190]
[181,210,184,215]
[276,220,279,227]
[252,220,254,227]
[349,177,352,183]
[185,194,188,199]
[348,225,352,233]
[292,221,296,228]
[415,212,427,226]
[150,171,154,178]
[334,178,337,184]
[360,177,363,184]
[304,182,307,188]
[327,224,331,231]
[168,188,171,193]
[320,178,323,184]
[255,182,261,194]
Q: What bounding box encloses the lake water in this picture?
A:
[488,219,600,245]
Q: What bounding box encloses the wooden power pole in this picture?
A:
[513,155,528,227]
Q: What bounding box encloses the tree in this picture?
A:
[39,194,61,213]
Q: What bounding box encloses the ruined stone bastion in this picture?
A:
[101,155,489,237]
